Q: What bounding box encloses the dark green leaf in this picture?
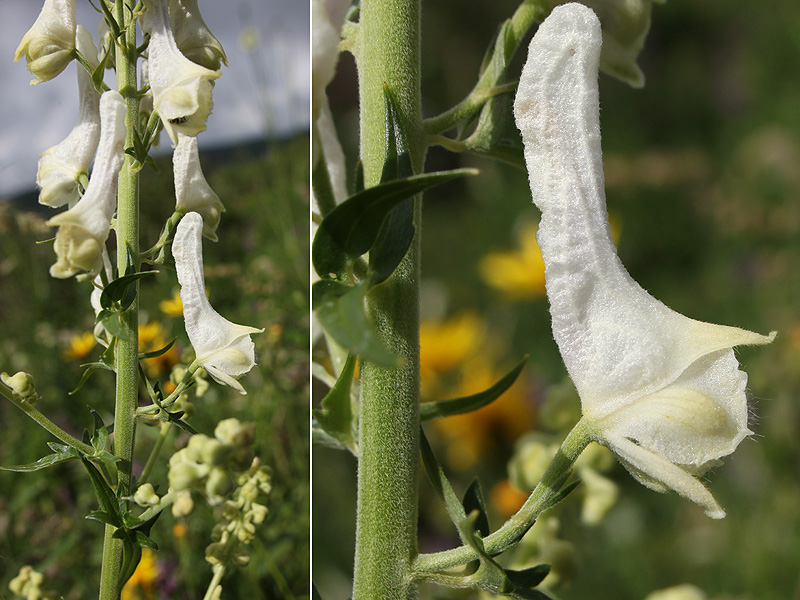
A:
[100,270,155,311]
[419,427,469,533]
[312,280,400,368]
[90,408,109,453]
[421,355,528,421]
[139,338,176,360]
[312,354,357,453]
[81,456,122,527]
[86,510,118,527]
[505,565,551,590]
[118,538,142,594]
[100,312,129,341]
[463,479,490,538]
[0,447,79,472]
[312,168,477,278]
[541,478,581,513]
[136,530,159,550]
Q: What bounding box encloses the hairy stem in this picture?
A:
[99,1,141,597]
[352,0,424,598]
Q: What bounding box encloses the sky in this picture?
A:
[1,0,310,199]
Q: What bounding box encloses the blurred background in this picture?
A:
[1,1,309,598]
[314,0,800,599]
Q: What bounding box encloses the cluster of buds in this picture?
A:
[205,458,272,587]
[8,565,57,600]
[165,418,257,516]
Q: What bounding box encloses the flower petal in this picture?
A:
[173,133,224,240]
[513,3,774,420]
[604,433,725,519]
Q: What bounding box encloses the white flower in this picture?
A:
[167,0,228,71]
[173,212,263,394]
[37,25,101,208]
[173,133,225,240]
[47,90,125,279]
[513,4,774,518]
[141,0,220,144]
[13,0,76,85]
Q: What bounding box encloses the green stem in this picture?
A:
[352,1,424,599]
[412,417,593,576]
[0,385,95,455]
[100,1,140,597]
[139,422,171,484]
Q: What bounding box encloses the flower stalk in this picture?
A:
[99,0,141,596]
[352,0,424,598]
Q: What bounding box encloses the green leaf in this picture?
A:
[313,280,400,368]
[420,355,528,421]
[419,427,469,535]
[541,478,581,513]
[90,408,109,453]
[86,510,118,527]
[504,565,551,591]
[81,456,122,528]
[139,338,176,360]
[0,447,79,472]
[100,312,129,341]
[312,354,358,453]
[462,479,490,538]
[99,270,155,311]
[312,168,477,279]
[135,531,159,550]
[118,537,143,594]
[69,361,114,395]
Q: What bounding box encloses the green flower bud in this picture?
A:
[1,371,40,405]
[169,461,207,490]
[133,483,161,507]
[201,438,230,466]
[214,418,255,448]
[185,433,211,463]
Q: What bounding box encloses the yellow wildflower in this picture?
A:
[173,522,188,538]
[121,548,159,600]
[159,289,184,317]
[420,312,484,395]
[63,331,96,360]
[479,222,546,299]
[490,479,529,517]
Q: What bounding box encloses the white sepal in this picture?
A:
[13,0,76,85]
[167,0,228,71]
[173,133,225,240]
[47,90,126,279]
[173,212,263,394]
[514,3,774,518]
[141,0,220,144]
[37,25,101,208]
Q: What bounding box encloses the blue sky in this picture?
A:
[1,0,309,198]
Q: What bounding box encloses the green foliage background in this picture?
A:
[0,134,309,599]
[315,0,800,598]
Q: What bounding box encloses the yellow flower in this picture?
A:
[419,312,483,386]
[159,289,184,317]
[63,331,96,360]
[121,548,159,600]
[490,479,529,517]
[479,222,546,300]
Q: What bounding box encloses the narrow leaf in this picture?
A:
[90,408,109,453]
[312,354,357,452]
[70,362,114,396]
[419,427,469,534]
[463,479,490,538]
[0,448,79,472]
[139,338,176,360]
[505,564,551,590]
[81,456,122,527]
[421,355,528,420]
[99,270,155,310]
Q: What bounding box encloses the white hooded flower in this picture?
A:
[167,0,228,71]
[173,212,263,394]
[13,0,76,85]
[141,0,220,144]
[173,133,225,240]
[47,90,125,278]
[37,25,101,209]
[513,4,774,518]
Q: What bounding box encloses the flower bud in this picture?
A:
[1,371,40,405]
[169,461,207,490]
[133,483,161,507]
[201,438,230,466]
[172,490,195,517]
[185,433,211,462]
[215,418,255,447]
[205,467,234,501]
[14,0,77,85]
